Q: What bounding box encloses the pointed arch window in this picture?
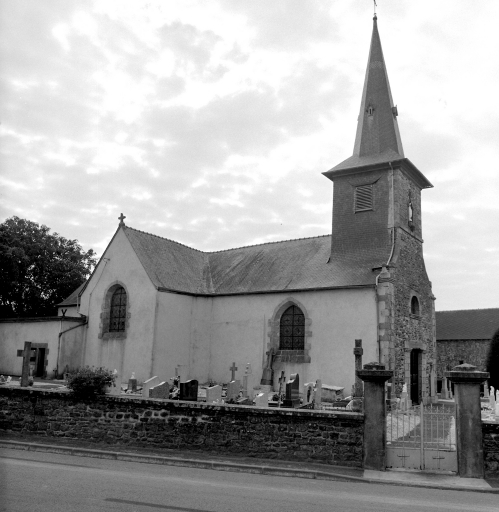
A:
[109,286,127,332]
[279,305,305,350]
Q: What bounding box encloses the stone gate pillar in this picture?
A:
[357,362,393,471]
[446,363,489,478]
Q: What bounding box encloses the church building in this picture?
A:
[0,16,437,404]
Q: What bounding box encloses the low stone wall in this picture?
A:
[483,421,499,479]
[0,387,363,467]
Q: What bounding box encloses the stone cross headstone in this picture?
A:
[490,386,496,412]
[314,379,322,408]
[226,380,240,401]
[283,373,300,408]
[242,363,255,399]
[149,381,170,399]
[441,376,449,399]
[229,362,238,381]
[303,383,314,405]
[180,379,198,401]
[108,369,121,396]
[277,371,286,407]
[128,372,137,392]
[399,383,408,410]
[484,381,490,398]
[142,376,160,398]
[254,392,268,408]
[206,384,222,403]
[353,339,364,397]
[21,341,32,387]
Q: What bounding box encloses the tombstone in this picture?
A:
[180,379,198,401]
[142,376,160,398]
[254,392,268,408]
[484,381,490,399]
[229,362,238,381]
[149,381,170,399]
[108,369,121,396]
[20,342,32,387]
[242,363,255,399]
[303,383,314,405]
[314,379,322,408]
[399,383,409,410]
[283,373,300,408]
[206,384,222,403]
[127,372,137,392]
[490,386,496,412]
[441,376,449,399]
[226,380,240,401]
[175,365,188,383]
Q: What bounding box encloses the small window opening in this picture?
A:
[367,105,374,116]
[411,296,420,317]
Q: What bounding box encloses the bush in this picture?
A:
[66,366,116,399]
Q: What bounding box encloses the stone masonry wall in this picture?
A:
[391,229,436,399]
[0,388,363,468]
[437,340,489,379]
[482,421,499,479]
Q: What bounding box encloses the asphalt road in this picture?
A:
[0,448,497,512]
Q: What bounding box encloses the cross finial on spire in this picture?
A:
[118,213,126,226]
[373,0,377,20]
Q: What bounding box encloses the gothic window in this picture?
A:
[109,286,127,332]
[411,296,420,317]
[355,184,373,212]
[279,305,305,350]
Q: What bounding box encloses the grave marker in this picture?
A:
[242,363,255,399]
[127,372,137,392]
[149,381,170,399]
[283,373,300,408]
[226,380,240,401]
[21,342,32,387]
[142,376,160,398]
[277,371,286,407]
[303,383,314,405]
[254,392,268,408]
[180,379,198,401]
[314,379,322,408]
[229,362,238,381]
[206,384,222,403]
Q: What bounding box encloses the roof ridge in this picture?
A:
[126,226,331,254]
[207,234,331,254]
[125,226,204,253]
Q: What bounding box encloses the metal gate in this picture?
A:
[386,402,457,472]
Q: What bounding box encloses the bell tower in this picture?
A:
[323,15,437,403]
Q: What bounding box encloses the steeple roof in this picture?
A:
[324,15,432,189]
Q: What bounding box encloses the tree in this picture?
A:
[486,328,499,391]
[0,217,96,318]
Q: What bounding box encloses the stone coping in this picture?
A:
[0,387,363,420]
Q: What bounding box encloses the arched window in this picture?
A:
[411,296,420,317]
[279,305,305,350]
[109,286,127,332]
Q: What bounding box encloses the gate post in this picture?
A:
[357,362,393,470]
[446,363,489,478]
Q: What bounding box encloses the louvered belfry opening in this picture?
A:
[109,286,127,332]
[355,184,373,212]
[279,305,305,350]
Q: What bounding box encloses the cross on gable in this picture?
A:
[229,362,238,381]
[118,213,126,226]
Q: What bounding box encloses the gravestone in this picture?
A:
[490,386,496,413]
[314,379,322,408]
[142,376,160,398]
[229,362,238,381]
[242,363,255,399]
[399,383,409,410]
[21,342,32,387]
[484,381,490,399]
[226,380,240,401]
[206,384,222,403]
[303,383,314,405]
[283,373,300,408]
[254,392,268,408]
[149,381,170,399]
[180,379,198,401]
[442,376,449,399]
[108,369,121,396]
[127,372,137,392]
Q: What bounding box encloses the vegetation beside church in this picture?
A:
[66,366,116,399]
[0,217,96,318]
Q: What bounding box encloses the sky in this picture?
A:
[1,0,498,312]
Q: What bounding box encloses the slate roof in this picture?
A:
[123,226,388,296]
[57,282,85,306]
[436,309,499,341]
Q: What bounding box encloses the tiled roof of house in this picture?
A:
[123,226,389,295]
[436,308,499,341]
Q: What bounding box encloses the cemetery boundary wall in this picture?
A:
[0,388,363,468]
[482,421,499,479]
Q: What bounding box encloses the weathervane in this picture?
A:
[373,0,377,19]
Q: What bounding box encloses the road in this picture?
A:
[0,448,497,512]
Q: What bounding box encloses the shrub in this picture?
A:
[66,366,116,399]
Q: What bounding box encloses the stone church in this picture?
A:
[0,16,437,404]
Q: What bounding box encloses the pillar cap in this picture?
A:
[357,362,393,382]
[445,362,489,384]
